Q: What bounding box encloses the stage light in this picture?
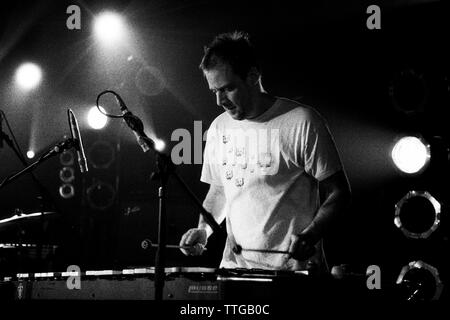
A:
[94,12,125,45]
[396,260,443,301]
[87,181,116,210]
[59,184,75,199]
[154,138,166,152]
[88,140,115,169]
[389,68,428,115]
[15,63,42,90]
[26,150,35,159]
[59,167,75,183]
[394,190,441,239]
[60,150,74,166]
[135,65,166,96]
[391,136,430,174]
[87,106,108,130]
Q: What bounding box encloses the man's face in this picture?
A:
[204,63,253,120]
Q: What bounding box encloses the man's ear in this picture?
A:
[246,67,261,86]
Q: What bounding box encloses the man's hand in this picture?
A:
[179,228,207,256]
[288,233,316,261]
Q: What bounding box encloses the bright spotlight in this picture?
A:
[15,63,42,90]
[154,139,166,152]
[94,12,125,44]
[87,106,108,130]
[391,136,430,174]
[26,150,35,159]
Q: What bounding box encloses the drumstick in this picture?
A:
[232,244,290,255]
[141,239,206,251]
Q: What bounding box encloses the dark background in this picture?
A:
[0,0,448,298]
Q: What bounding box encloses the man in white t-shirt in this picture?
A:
[179,31,351,271]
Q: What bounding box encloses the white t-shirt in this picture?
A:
[201,97,343,270]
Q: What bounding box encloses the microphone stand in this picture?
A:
[122,112,221,301]
[0,128,62,269]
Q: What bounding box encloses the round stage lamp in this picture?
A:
[60,150,74,166]
[396,260,443,301]
[391,136,430,174]
[87,106,108,130]
[94,12,125,45]
[59,183,75,199]
[389,68,428,115]
[154,138,166,152]
[394,190,441,239]
[15,62,42,90]
[59,167,75,183]
[87,181,116,210]
[26,150,35,159]
[88,140,115,169]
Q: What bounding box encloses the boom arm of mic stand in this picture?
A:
[0,138,77,190]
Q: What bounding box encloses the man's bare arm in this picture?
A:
[289,170,351,260]
[305,170,351,242]
[179,184,226,256]
[198,184,226,238]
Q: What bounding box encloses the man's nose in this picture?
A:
[216,91,225,106]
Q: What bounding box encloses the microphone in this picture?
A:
[68,109,88,173]
[115,95,154,153]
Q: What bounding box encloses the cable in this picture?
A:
[95,90,124,118]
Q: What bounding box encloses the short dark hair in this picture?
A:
[199,31,260,80]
